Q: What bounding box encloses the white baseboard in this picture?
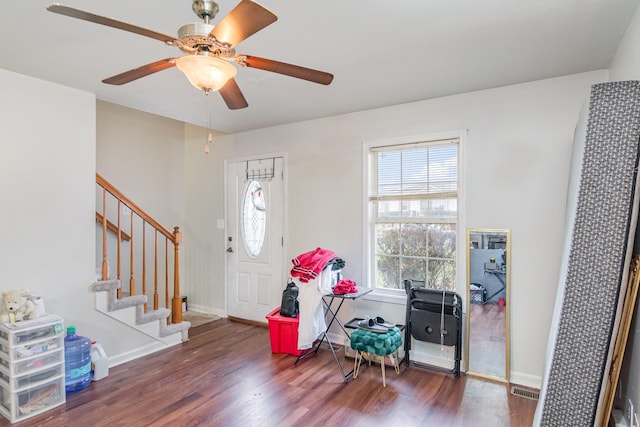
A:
[510,371,542,389]
[327,331,346,348]
[108,341,174,368]
[185,303,226,318]
[407,348,455,370]
[312,330,543,388]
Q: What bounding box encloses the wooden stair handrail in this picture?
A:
[96,173,176,243]
[96,173,183,324]
[95,212,131,241]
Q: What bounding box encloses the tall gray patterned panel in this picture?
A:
[538,81,640,426]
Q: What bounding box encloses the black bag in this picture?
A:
[279,279,299,318]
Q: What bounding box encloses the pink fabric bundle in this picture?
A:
[290,247,337,283]
[333,279,357,295]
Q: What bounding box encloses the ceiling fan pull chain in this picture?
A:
[205,98,214,154]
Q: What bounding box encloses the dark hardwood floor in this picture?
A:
[1,319,537,426]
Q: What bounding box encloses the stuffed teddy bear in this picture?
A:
[0,289,38,324]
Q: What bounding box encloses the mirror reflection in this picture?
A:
[466,229,510,382]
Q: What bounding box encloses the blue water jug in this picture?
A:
[64,326,92,393]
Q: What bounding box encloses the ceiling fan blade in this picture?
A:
[47,4,176,43]
[102,59,177,85]
[210,0,277,46]
[242,56,334,85]
[219,79,249,110]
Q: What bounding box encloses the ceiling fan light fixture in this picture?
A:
[175,55,237,93]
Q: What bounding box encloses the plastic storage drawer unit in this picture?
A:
[0,349,63,376]
[0,315,65,423]
[0,362,64,389]
[0,376,65,420]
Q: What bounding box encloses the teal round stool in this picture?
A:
[350,326,402,387]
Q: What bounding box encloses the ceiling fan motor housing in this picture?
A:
[192,0,219,21]
[177,22,235,58]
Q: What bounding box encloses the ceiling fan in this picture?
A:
[46,0,334,110]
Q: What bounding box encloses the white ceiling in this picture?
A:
[2,0,638,133]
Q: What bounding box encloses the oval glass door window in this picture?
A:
[241,180,267,258]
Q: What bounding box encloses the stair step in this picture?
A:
[91,279,189,343]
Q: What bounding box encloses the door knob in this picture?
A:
[227,247,233,253]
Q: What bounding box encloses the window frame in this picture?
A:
[240,179,267,259]
[362,131,467,304]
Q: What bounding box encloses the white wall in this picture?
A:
[610,6,640,82]
[182,69,607,387]
[182,125,229,316]
[96,101,186,228]
[608,5,640,419]
[0,70,154,359]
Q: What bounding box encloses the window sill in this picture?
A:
[360,289,406,305]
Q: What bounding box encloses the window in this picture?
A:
[241,180,267,258]
[368,138,459,291]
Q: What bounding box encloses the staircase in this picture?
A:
[92,279,189,346]
[95,174,190,346]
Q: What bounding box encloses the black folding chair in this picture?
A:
[403,279,462,377]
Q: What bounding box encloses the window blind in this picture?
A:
[370,139,458,201]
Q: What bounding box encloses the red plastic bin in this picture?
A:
[266,307,301,356]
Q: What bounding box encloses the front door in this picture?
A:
[226,157,284,322]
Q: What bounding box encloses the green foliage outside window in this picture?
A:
[376,222,455,290]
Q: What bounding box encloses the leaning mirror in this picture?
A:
[465,228,510,383]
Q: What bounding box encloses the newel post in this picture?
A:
[171,227,183,324]
[101,189,109,281]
